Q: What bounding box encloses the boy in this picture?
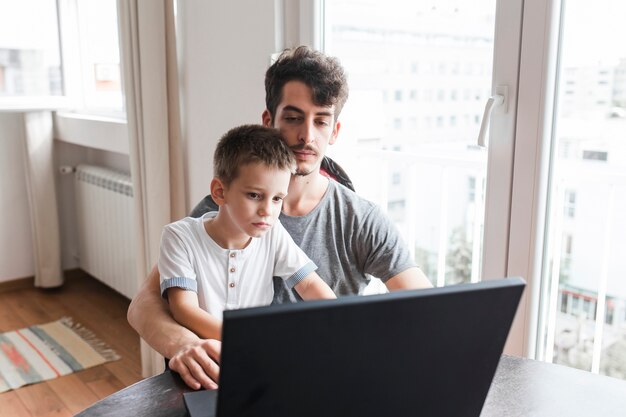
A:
[158,124,336,340]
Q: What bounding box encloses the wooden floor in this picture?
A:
[0,270,142,416]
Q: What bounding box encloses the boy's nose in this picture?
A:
[258,201,272,216]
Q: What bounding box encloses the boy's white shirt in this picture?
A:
[158,212,316,319]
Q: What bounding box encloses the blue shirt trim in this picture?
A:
[285,261,318,289]
[160,277,198,297]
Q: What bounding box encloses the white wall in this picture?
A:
[179,0,280,209]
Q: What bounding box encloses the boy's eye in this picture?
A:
[247,192,261,200]
[272,196,283,203]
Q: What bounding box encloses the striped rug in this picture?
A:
[0,317,120,393]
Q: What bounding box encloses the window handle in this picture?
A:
[477,86,508,148]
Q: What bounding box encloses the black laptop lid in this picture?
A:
[217,277,525,417]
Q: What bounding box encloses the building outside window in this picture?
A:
[0,0,63,100]
[0,0,123,116]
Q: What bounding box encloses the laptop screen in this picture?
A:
[215,277,525,417]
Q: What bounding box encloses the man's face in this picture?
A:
[263,80,340,177]
[220,162,290,239]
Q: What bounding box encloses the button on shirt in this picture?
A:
[226,254,238,309]
[158,212,317,319]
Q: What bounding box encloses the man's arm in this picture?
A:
[294,272,337,300]
[167,288,223,340]
[127,265,220,389]
[385,267,433,291]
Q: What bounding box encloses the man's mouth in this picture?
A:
[291,148,317,159]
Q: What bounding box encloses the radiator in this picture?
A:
[74,164,137,299]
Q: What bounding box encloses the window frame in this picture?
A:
[56,0,127,153]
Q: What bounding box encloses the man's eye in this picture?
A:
[316,120,330,126]
[285,116,301,122]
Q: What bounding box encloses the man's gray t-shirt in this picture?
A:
[274,180,416,303]
[189,179,416,303]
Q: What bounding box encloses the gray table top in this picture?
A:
[77,355,626,417]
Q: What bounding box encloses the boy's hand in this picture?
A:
[169,339,221,390]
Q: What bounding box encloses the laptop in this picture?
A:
[183,277,525,417]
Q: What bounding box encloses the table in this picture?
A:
[76,355,626,416]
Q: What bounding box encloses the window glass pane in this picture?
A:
[324,0,496,288]
[76,0,123,113]
[541,0,626,380]
[0,0,62,97]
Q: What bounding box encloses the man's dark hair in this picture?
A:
[265,46,349,121]
[214,124,295,185]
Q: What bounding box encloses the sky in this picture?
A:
[561,0,626,67]
[0,0,59,50]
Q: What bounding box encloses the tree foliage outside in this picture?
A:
[446,226,472,285]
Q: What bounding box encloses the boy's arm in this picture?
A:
[167,287,223,341]
[127,265,220,390]
[294,272,336,300]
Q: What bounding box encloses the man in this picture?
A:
[127,46,432,390]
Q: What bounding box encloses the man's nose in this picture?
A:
[299,120,315,144]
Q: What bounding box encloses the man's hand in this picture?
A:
[169,339,222,390]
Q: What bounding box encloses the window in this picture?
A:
[323,0,503,290]
[537,0,626,380]
[582,150,608,161]
[564,190,576,218]
[468,177,476,203]
[0,0,123,117]
[73,0,124,115]
[0,0,63,101]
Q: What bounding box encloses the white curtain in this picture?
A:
[118,0,186,377]
[21,111,64,288]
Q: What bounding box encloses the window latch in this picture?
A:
[477,85,508,148]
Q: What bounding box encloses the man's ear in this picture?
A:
[329,120,341,145]
[210,178,227,206]
[261,109,272,127]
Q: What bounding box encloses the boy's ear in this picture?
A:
[210,178,226,206]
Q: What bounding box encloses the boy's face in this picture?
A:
[262,80,341,177]
[220,162,291,239]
